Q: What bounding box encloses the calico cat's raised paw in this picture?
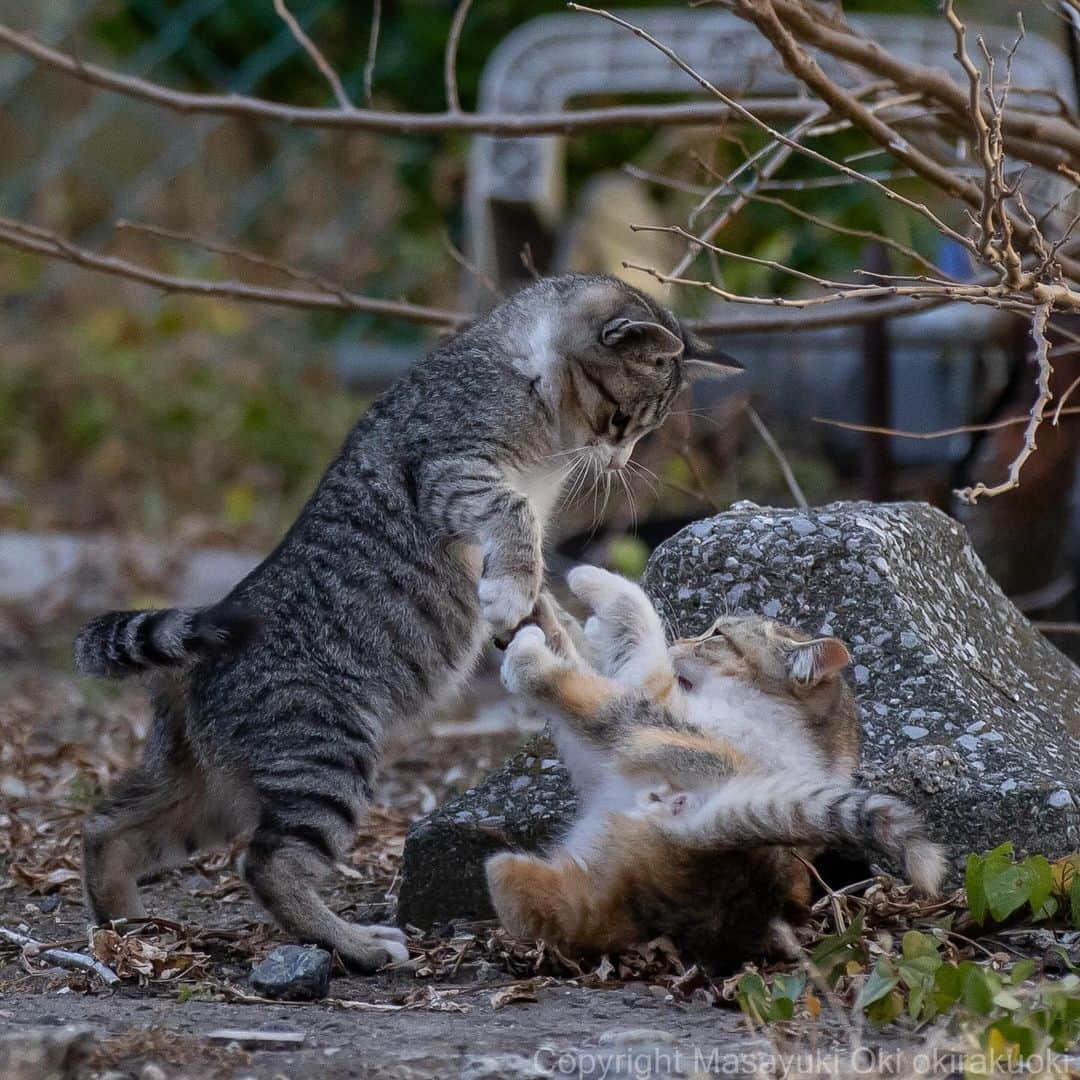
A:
[499,624,554,694]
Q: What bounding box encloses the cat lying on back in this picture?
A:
[72,275,740,970]
[486,568,945,968]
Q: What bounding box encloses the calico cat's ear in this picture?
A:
[682,330,743,382]
[783,636,851,687]
[601,317,684,361]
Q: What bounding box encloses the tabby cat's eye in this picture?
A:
[610,409,631,438]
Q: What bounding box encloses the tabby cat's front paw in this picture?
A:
[478,574,537,637]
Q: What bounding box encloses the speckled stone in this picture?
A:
[396,502,1080,927]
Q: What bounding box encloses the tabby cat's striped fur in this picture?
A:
[73,274,739,970]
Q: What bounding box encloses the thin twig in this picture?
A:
[444,0,473,114]
[1033,622,1080,634]
[0,926,120,986]
[0,215,464,326]
[745,406,808,508]
[115,219,354,303]
[956,301,1055,503]
[1053,373,1080,425]
[273,0,353,111]
[442,228,501,299]
[813,406,1080,441]
[363,0,382,107]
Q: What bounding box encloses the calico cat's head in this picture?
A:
[501,274,742,470]
[668,614,860,768]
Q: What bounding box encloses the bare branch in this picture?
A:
[570,4,977,254]
[0,22,818,136]
[0,215,465,327]
[764,0,1080,173]
[956,301,1055,503]
[813,405,1080,441]
[0,926,120,986]
[363,0,382,107]
[727,0,1080,284]
[116,219,355,304]
[444,0,474,114]
[746,405,808,508]
[273,0,353,111]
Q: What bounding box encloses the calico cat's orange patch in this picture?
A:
[552,669,618,717]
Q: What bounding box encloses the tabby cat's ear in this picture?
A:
[783,636,851,687]
[682,330,743,382]
[601,317,683,361]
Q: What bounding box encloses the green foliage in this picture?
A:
[734,846,1080,1066]
[736,970,807,1024]
[965,844,1079,927]
[0,299,361,547]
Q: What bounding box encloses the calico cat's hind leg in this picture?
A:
[486,851,631,952]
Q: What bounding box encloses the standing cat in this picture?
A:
[487,569,944,967]
[73,274,740,970]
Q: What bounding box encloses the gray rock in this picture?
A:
[397,739,574,928]
[397,502,1080,927]
[249,945,331,1001]
[0,1025,95,1080]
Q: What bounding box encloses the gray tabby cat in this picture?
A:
[73,273,740,971]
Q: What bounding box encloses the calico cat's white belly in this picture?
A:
[687,678,828,775]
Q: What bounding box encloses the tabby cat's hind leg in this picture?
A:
[83,758,242,923]
[241,815,407,973]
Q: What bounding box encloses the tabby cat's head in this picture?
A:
[507,275,742,470]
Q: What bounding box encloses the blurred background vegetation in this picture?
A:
[0,0,1065,555]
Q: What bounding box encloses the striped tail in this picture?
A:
[670,775,946,895]
[73,602,257,678]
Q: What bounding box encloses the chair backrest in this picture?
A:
[466,8,1076,296]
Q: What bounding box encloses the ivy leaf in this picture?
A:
[984,859,1035,922]
[855,959,899,1011]
[865,989,904,1027]
[1027,855,1055,917]
[933,963,963,1010]
[966,851,989,924]
[960,962,995,1015]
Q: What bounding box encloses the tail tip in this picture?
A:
[906,839,948,896]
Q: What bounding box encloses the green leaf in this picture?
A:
[865,989,903,1027]
[960,962,995,1015]
[1008,959,1037,985]
[984,859,1035,922]
[855,959,899,1011]
[772,972,806,1002]
[933,963,963,1009]
[1071,866,1080,929]
[966,852,988,924]
[1027,855,1055,916]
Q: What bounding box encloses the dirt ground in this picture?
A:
[0,614,1006,1080]
[2,623,856,1080]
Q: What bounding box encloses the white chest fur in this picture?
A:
[504,464,566,531]
[687,676,828,776]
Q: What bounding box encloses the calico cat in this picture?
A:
[72,274,740,971]
[486,568,945,968]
